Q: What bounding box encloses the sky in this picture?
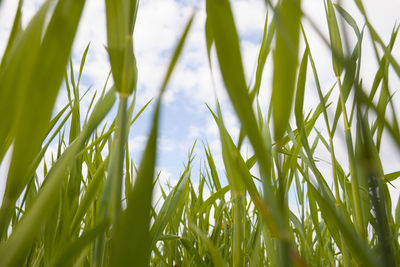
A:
[0,0,400,209]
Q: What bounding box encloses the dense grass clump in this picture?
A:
[0,0,399,266]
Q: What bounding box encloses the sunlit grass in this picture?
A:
[0,0,399,266]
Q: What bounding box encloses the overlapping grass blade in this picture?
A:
[150,169,190,248]
[0,0,50,165]
[205,0,286,239]
[109,13,194,266]
[325,0,344,77]
[0,88,116,267]
[105,0,138,95]
[0,1,399,266]
[0,0,86,239]
[271,0,302,141]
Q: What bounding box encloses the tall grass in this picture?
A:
[0,0,399,266]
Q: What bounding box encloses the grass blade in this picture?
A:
[271,0,302,141]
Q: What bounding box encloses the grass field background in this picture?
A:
[0,0,400,266]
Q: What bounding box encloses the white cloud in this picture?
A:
[0,1,19,55]
[158,137,177,153]
[128,135,147,155]
[232,0,266,37]
[188,125,201,139]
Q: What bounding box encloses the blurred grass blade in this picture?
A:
[305,180,378,267]
[334,4,361,37]
[109,93,159,267]
[108,96,130,225]
[105,0,138,95]
[179,236,208,267]
[50,221,109,267]
[325,0,344,77]
[271,0,302,141]
[205,0,286,238]
[70,159,108,233]
[0,0,86,239]
[385,171,400,182]
[0,88,116,267]
[150,169,189,248]
[251,13,275,98]
[190,224,228,267]
[294,48,309,129]
[357,114,397,266]
[109,14,194,266]
[0,0,50,165]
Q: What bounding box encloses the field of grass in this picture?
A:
[0,0,399,266]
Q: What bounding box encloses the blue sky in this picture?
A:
[1,0,400,206]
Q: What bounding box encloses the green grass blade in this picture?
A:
[294,48,309,129]
[0,88,115,267]
[271,0,302,141]
[105,0,138,95]
[0,0,86,238]
[109,98,159,267]
[150,170,189,248]
[70,159,108,234]
[197,185,230,215]
[179,236,208,267]
[251,13,275,98]
[325,0,344,77]
[0,0,50,165]
[306,181,378,267]
[205,0,285,237]
[50,221,109,267]
[109,96,130,226]
[109,14,194,266]
[190,224,228,267]
[334,4,360,37]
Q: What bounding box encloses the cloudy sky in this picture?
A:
[0,0,400,206]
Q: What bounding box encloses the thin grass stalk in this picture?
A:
[301,31,352,265]
[359,113,396,266]
[334,4,367,265]
[337,77,365,239]
[351,32,398,263]
[110,95,129,226]
[233,193,244,267]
